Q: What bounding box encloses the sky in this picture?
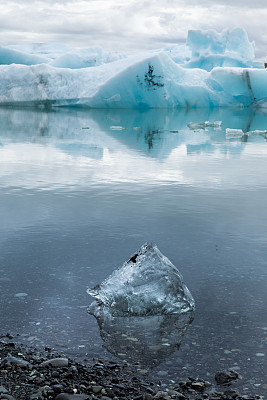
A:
[0,0,267,59]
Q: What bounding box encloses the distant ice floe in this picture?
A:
[187,121,222,130]
[226,127,267,139]
[0,28,266,109]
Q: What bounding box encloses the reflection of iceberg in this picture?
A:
[88,242,195,317]
[55,143,103,159]
[93,311,194,367]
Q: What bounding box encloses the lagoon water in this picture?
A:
[0,107,266,394]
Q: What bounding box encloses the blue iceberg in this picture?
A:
[0,28,266,109]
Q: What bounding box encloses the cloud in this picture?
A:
[0,0,267,59]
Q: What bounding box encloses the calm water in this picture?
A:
[0,107,266,394]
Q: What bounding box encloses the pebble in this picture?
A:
[40,357,69,367]
[0,342,263,400]
[55,395,91,400]
[92,385,103,394]
[14,292,28,298]
[157,370,168,376]
[215,369,241,385]
[1,355,31,368]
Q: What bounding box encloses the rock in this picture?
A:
[1,356,31,368]
[0,387,8,395]
[224,389,239,398]
[55,395,91,400]
[92,385,103,394]
[191,381,206,391]
[215,369,242,385]
[0,395,16,400]
[40,357,69,367]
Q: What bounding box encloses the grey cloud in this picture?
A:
[0,0,267,58]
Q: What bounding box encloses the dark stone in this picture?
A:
[224,389,240,398]
[191,381,206,391]
[40,357,68,367]
[215,370,242,385]
[55,395,91,400]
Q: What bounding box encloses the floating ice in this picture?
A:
[187,121,222,130]
[226,128,244,139]
[87,242,195,317]
[110,126,126,130]
[226,127,267,140]
[0,28,264,109]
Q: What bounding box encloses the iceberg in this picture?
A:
[0,51,267,109]
[185,28,255,71]
[87,242,195,317]
[0,28,265,109]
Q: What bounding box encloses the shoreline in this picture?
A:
[0,337,264,400]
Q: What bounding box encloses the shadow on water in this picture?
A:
[92,311,194,368]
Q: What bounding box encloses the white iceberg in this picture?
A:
[87,242,195,317]
[0,51,266,109]
[0,28,265,109]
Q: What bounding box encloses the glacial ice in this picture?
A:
[87,242,195,317]
[185,28,255,71]
[0,28,265,109]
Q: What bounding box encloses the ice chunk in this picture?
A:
[226,128,244,139]
[92,312,194,367]
[87,242,195,317]
[110,126,126,130]
[187,121,222,130]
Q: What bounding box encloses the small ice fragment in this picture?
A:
[87,242,195,317]
[187,121,221,130]
[110,126,126,130]
[255,353,265,357]
[226,128,244,138]
[14,293,28,298]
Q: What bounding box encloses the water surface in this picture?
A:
[0,107,266,394]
